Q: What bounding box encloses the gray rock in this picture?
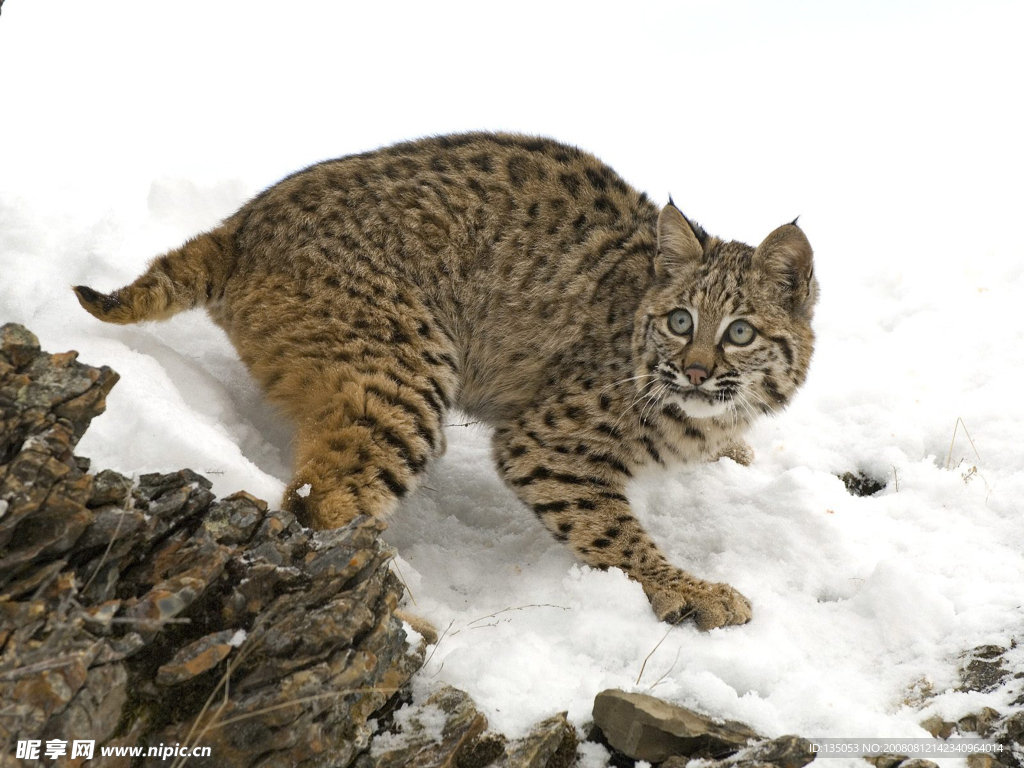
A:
[920,715,956,739]
[968,755,1010,768]
[957,707,1002,738]
[738,735,816,768]
[838,471,886,496]
[155,629,240,685]
[368,685,488,767]
[864,755,909,768]
[0,325,421,768]
[498,712,577,768]
[455,734,508,768]
[88,467,133,507]
[662,735,815,768]
[592,689,760,763]
[959,645,1010,693]
[1001,711,1024,743]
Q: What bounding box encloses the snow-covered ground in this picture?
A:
[2,2,1023,764]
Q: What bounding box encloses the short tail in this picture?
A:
[73,215,242,325]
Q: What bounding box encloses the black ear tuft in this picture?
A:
[790,216,801,227]
[663,198,709,248]
[680,212,709,249]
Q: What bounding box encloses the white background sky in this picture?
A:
[3,0,1022,261]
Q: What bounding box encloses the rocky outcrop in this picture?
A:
[591,689,762,763]
[362,687,577,768]
[660,734,816,768]
[0,324,421,767]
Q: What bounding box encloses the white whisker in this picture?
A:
[600,372,658,394]
[609,377,662,432]
[639,383,667,427]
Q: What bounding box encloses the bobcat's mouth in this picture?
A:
[656,369,734,418]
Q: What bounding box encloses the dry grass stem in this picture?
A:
[389,558,416,606]
[81,474,136,594]
[467,603,570,626]
[636,622,677,686]
[650,645,683,689]
[945,417,981,470]
[423,619,454,669]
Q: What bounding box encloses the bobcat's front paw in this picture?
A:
[716,439,754,466]
[646,578,752,630]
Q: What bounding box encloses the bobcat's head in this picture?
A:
[632,201,818,426]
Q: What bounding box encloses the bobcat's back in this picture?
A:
[222,133,660,420]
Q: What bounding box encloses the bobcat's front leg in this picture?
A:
[492,417,751,630]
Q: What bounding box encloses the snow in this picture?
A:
[228,629,247,648]
[370,700,449,755]
[2,1,1023,765]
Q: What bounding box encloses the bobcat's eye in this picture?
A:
[725,319,756,346]
[667,309,693,336]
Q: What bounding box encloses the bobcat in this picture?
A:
[75,132,817,630]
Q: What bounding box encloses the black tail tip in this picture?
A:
[73,285,120,313]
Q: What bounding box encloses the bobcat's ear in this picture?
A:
[754,222,817,315]
[656,202,703,277]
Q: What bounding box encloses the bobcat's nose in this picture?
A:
[684,364,710,387]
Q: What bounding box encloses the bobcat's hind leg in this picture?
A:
[270,329,458,530]
[285,368,452,528]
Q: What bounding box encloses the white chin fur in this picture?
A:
[672,394,731,419]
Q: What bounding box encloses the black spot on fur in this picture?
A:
[586,452,631,476]
[770,334,795,367]
[507,156,529,187]
[470,153,494,173]
[593,196,619,220]
[533,500,569,514]
[684,426,705,441]
[467,178,488,201]
[559,173,582,198]
[584,168,608,190]
[377,467,408,498]
[511,466,553,486]
[763,378,787,405]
